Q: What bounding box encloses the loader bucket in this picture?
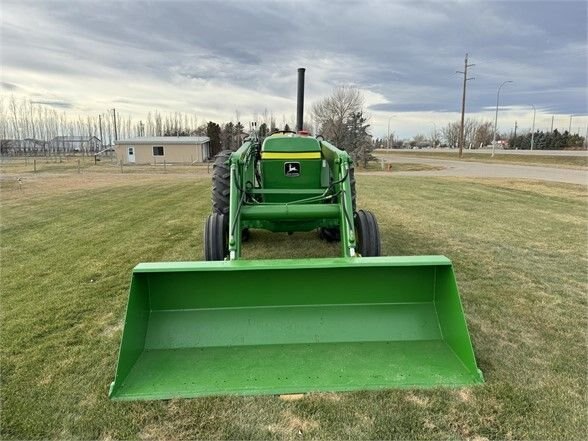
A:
[109,256,483,400]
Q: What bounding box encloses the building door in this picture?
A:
[127,146,136,163]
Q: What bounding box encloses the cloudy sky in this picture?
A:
[1,0,587,138]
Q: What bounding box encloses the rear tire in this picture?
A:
[354,210,381,257]
[212,150,232,214]
[204,213,228,261]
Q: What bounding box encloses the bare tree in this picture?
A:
[441,121,461,148]
[472,121,493,148]
[9,96,20,140]
[312,86,364,148]
[441,119,494,149]
[430,126,439,147]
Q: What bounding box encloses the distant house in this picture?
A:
[485,140,509,149]
[115,136,211,165]
[50,136,102,153]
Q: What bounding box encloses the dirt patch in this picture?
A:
[101,321,123,338]
[405,392,430,407]
[457,388,474,403]
[279,393,305,401]
[268,410,319,436]
[313,392,342,402]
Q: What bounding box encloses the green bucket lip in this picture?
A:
[133,255,453,273]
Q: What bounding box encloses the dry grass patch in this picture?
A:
[376,150,588,168]
[1,171,587,440]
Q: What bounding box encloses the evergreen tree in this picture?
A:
[344,111,374,168]
[235,122,244,148]
[206,121,221,156]
[221,122,234,150]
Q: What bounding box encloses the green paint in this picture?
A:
[262,135,321,152]
[110,257,483,400]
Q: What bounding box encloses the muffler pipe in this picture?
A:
[296,68,305,132]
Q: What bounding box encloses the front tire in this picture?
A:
[204,213,228,261]
[354,210,381,257]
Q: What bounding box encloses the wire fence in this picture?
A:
[0,155,214,176]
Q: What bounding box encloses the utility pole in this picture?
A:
[98,114,104,149]
[568,115,573,133]
[530,105,536,151]
[550,115,554,132]
[456,53,475,158]
[112,108,118,142]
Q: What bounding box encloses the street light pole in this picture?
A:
[530,104,536,151]
[386,115,395,149]
[492,80,513,157]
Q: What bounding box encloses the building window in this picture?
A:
[153,146,164,156]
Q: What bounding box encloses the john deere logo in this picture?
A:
[284,162,300,177]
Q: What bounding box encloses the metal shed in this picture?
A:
[115,136,211,164]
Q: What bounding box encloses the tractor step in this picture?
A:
[240,204,340,220]
[248,188,326,195]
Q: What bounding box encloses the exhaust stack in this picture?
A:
[296,68,305,132]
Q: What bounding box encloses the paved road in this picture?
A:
[387,148,588,156]
[376,154,588,185]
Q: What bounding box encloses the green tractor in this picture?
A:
[109,69,483,400]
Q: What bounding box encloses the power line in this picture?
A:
[456,53,475,158]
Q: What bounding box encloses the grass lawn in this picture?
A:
[1,170,587,439]
[376,150,588,168]
[356,161,444,172]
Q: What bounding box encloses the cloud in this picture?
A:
[30,99,73,109]
[1,82,18,91]
[1,0,586,138]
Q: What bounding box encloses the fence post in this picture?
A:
[163,160,166,173]
[120,160,123,173]
[33,159,36,173]
[77,159,81,173]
